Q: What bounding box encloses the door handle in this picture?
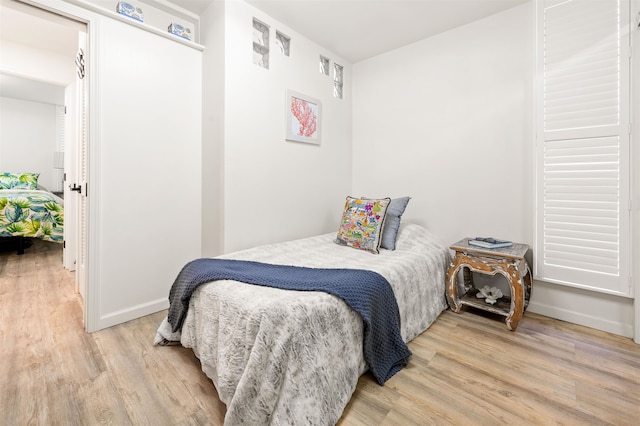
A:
[69,183,81,193]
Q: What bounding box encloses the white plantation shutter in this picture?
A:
[535,0,631,295]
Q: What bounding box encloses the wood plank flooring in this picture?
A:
[1,240,638,425]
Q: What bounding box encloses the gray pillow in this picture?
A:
[381,197,411,250]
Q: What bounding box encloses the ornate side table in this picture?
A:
[446,238,532,331]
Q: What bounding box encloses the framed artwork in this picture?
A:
[286,90,321,144]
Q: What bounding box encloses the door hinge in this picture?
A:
[63,240,66,249]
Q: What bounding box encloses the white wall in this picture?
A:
[200,0,225,257]
[352,2,635,338]
[201,0,353,255]
[354,4,533,247]
[0,97,57,190]
[0,40,75,87]
[0,74,65,105]
[0,55,68,193]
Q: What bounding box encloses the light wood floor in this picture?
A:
[1,240,639,425]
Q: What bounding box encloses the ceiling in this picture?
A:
[174,0,530,63]
[0,0,530,65]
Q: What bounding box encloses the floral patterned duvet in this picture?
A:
[0,189,64,243]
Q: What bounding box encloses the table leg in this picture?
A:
[523,267,532,304]
[446,254,463,313]
[504,261,525,331]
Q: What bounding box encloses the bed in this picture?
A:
[156,220,450,424]
[0,173,64,253]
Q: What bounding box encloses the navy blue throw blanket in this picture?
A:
[167,258,412,384]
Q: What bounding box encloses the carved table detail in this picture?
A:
[446,238,532,331]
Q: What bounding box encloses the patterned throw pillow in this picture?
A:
[335,196,391,254]
[0,173,39,190]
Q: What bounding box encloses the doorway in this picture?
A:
[0,0,87,322]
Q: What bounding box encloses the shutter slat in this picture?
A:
[544,137,618,148]
[545,170,619,178]
[543,228,619,243]
[546,237,619,252]
[546,98,619,116]
[544,156,619,164]
[543,257,618,276]
[545,200,618,209]
[545,194,619,203]
[545,243,619,260]
[545,224,618,234]
[544,186,619,195]
[545,115,618,130]
[545,207,619,218]
[545,215,618,227]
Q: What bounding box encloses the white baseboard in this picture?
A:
[96,298,169,332]
[528,301,634,339]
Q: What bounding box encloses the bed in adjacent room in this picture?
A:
[155,197,450,424]
[0,173,64,254]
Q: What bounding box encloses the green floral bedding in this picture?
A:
[0,190,64,243]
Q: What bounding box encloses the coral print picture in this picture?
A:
[291,97,317,137]
[286,90,321,144]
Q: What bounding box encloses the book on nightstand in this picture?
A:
[468,237,513,249]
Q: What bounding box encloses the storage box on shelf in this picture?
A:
[69,0,201,47]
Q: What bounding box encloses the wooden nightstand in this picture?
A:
[446,238,532,331]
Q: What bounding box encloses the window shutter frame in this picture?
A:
[535,0,632,297]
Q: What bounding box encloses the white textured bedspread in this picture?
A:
[155,223,449,425]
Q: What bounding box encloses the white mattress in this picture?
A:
[156,223,450,425]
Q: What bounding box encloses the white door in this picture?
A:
[63,79,77,272]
